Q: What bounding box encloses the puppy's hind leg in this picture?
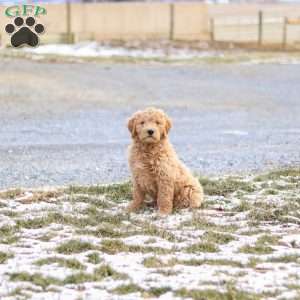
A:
[189,184,204,208]
[179,183,203,209]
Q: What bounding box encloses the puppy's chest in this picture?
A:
[133,155,160,193]
[135,154,161,174]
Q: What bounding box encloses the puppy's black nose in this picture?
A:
[147,129,154,136]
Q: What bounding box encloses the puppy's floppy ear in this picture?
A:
[165,115,172,134]
[162,113,172,138]
[127,113,138,138]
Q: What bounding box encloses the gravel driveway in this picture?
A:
[0,58,299,189]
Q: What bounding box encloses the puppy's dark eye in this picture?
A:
[140,121,145,125]
[156,121,160,125]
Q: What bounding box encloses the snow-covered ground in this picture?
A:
[0,169,299,300]
[23,42,222,60]
[10,42,300,64]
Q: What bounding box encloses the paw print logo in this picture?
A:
[5,17,44,47]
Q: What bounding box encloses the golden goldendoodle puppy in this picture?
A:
[127,107,204,215]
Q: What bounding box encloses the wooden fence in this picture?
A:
[210,12,300,47]
[0,3,300,48]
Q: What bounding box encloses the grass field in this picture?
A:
[0,168,299,300]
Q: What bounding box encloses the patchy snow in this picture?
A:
[242,57,300,65]
[9,42,299,65]
[22,42,222,60]
[0,172,300,299]
[221,130,249,136]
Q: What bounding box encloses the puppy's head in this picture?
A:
[127,108,172,144]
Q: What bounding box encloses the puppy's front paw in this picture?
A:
[158,208,172,217]
[126,202,140,213]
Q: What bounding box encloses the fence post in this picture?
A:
[282,17,288,49]
[258,10,263,46]
[210,18,215,43]
[169,3,174,40]
[66,1,73,43]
